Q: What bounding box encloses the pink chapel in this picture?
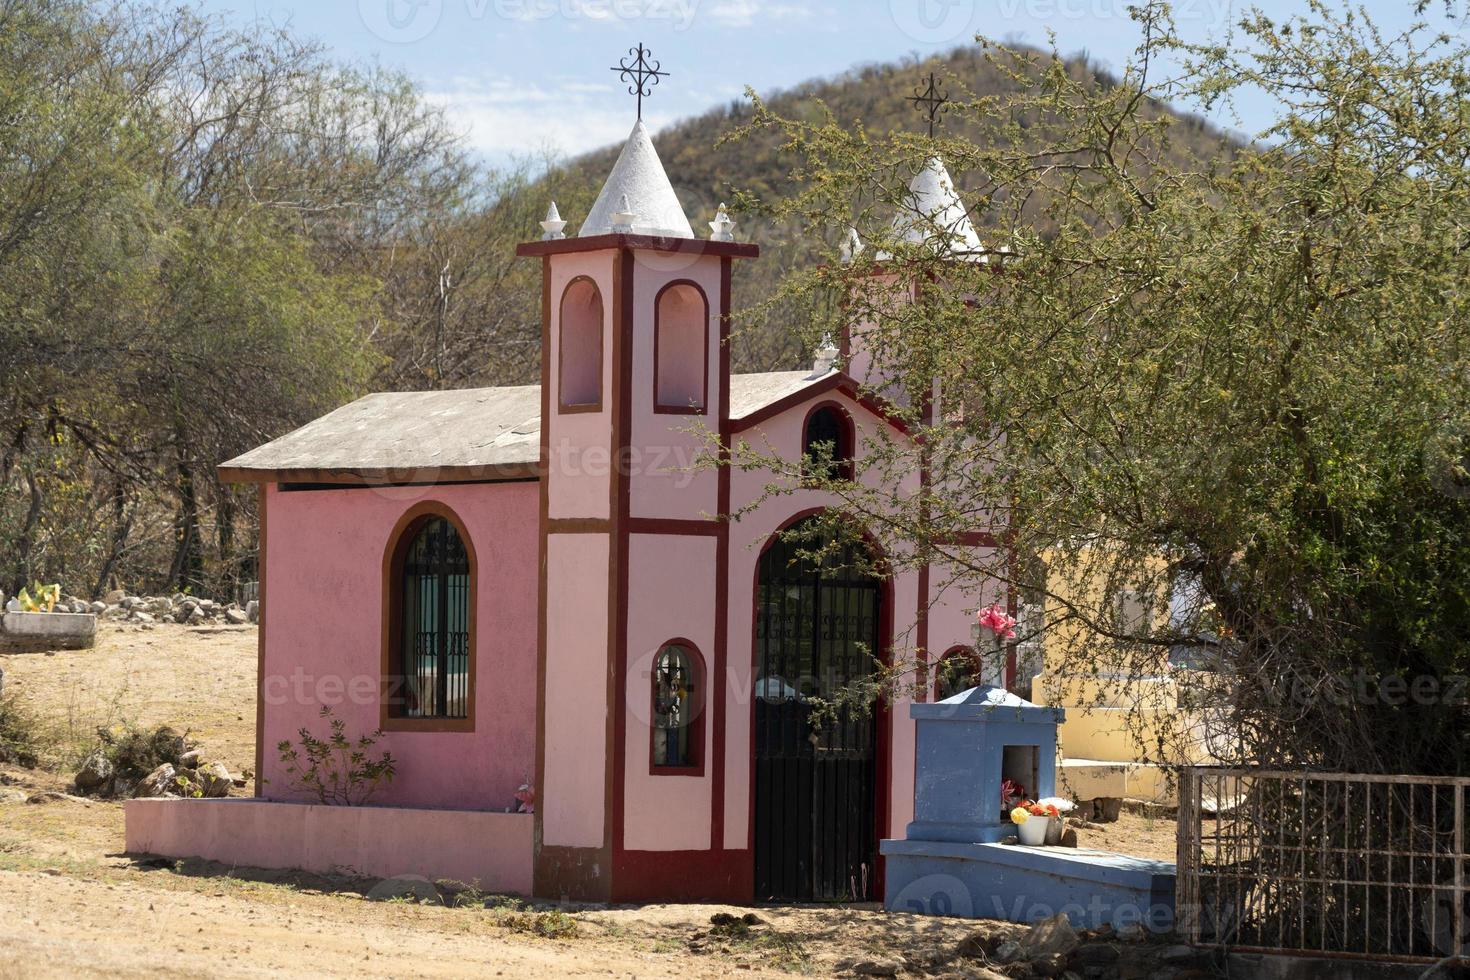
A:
[123,116,1007,904]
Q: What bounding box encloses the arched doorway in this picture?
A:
[753,517,884,901]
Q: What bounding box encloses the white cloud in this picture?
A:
[427,77,676,163]
[702,0,812,28]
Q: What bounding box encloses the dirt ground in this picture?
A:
[0,622,1174,977]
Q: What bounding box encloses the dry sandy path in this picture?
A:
[0,622,1169,977]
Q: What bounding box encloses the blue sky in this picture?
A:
[194,0,1466,166]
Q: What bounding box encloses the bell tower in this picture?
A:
[516,55,758,900]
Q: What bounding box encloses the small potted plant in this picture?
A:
[1010,800,1060,846]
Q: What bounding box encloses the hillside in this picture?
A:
[506,45,1236,377]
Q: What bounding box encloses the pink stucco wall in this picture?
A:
[542,532,610,848]
[547,249,615,521]
[261,482,537,812]
[628,251,722,522]
[622,532,717,852]
[125,798,532,893]
[724,389,938,850]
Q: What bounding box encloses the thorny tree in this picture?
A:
[719,1,1470,777]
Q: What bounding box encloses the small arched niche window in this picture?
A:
[934,645,981,702]
[651,641,704,772]
[654,282,708,413]
[559,277,603,411]
[385,506,474,729]
[803,404,854,481]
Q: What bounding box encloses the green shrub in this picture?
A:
[94,723,192,783]
[0,696,40,768]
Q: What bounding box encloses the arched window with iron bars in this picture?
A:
[390,514,472,721]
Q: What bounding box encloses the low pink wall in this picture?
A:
[125,798,533,893]
[262,482,538,811]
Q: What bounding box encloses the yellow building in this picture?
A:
[1025,555,1213,809]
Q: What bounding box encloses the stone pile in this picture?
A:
[75,746,246,800]
[945,913,1215,980]
[95,590,257,627]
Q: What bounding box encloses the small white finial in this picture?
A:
[840,227,864,264]
[708,202,735,242]
[611,193,637,234]
[812,333,840,376]
[540,201,567,240]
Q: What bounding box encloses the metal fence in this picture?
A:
[1177,768,1469,964]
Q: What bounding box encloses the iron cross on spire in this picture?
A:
[908,71,951,138]
[611,42,668,122]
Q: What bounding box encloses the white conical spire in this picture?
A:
[540,201,567,240]
[579,120,693,238]
[886,155,984,259]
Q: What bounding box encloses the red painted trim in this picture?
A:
[647,638,708,777]
[712,254,733,872]
[933,644,981,700]
[627,517,720,536]
[916,561,930,702]
[517,233,759,260]
[732,372,911,437]
[253,485,268,796]
[557,275,604,413]
[609,246,634,858]
[652,279,709,415]
[610,848,752,904]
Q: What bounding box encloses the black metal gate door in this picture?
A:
[754,524,881,902]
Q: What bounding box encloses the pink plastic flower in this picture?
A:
[977,603,1017,640]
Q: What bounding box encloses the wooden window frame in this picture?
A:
[558,275,604,414]
[380,500,477,733]
[648,638,706,776]
[652,280,709,415]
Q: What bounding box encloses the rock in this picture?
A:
[1060,828,1079,848]
[366,874,444,905]
[850,960,901,977]
[186,607,205,625]
[1116,921,1147,942]
[88,601,106,614]
[4,598,19,612]
[1033,952,1069,978]
[224,607,248,625]
[75,752,114,792]
[0,787,27,804]
[1155,945,1203,963]
[26,791,83,804]
[991,939,1023,964]
[146,597,172,616]
[1021,914,1080,961]
[132,611,154,623]
[196,761,233,798]
[178,749,202,768]
[103,589,125,604]
[1068,941,1119,974]
[1095,798,1122,822]
[133,763,177,798]
[245,600,259,623]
